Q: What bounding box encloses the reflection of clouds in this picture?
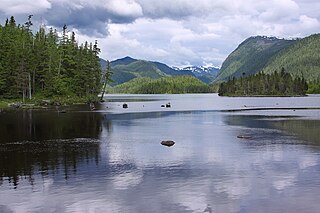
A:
[3,108,320,212]
[273,175,296,191]
[299,155,318,169]
[42,178,54,192]
[66,198,122,213]
[111,170,143,190]
[215,178,251,199]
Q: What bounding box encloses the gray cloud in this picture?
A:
[0,0,319,66]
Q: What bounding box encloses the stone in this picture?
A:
[161,140,175,147]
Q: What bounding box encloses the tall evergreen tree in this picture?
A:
[0,16,104,101]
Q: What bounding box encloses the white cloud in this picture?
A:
[0,0,319,66]
[106,0,143,18]
[0,0,51,15]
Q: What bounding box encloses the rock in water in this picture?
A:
[123,103,128,109]
[161,140,175,147]
[237,135,252,139]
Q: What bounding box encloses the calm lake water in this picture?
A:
[1,94,320,213]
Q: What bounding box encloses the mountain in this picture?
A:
[215,36,296,82]
[181,66,220,76]
[262,34,320,82]
[174,66,220,84]
[100,56,195,85]
[111,56,138,66]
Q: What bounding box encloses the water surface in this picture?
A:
[1,94,320,213]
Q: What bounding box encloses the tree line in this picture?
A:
[0,16,102,102]
[218,68,308,96]
[110,76,212,94]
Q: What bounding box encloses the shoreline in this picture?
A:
[0,96,101,110]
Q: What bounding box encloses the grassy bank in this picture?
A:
[0,95,100,109]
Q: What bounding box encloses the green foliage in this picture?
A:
[307,81,320,94]
[110,76,212,94]
[215,36,296,82]
[105,57,195,86]
[218,69,308,96]
[263,34,320,82]
[110,60,167,85]
[0,16,102,102]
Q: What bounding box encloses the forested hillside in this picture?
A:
[215,36,296,81]
[262,34,320,82]
[100,57,195,86]
[0,16,102,102]
[218,69,308,96]
[109,76,212,94]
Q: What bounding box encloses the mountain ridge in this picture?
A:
[262,34,320,81]
[100,56,219,85]
[214,36,296,81]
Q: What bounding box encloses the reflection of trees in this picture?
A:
[0,110,103,188]
[273,119,320,144]
[223,115,273,129]
[0,139,100,188]
[0,110,103,142]
[223,114,320,145]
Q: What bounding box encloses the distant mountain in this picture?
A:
[181,66,220,76]
[111,56,137,66]
[262,34,320,81]
[100,56,195,85]
[100,58,108,71]
[174,66,219,84]
[215,36,296,82]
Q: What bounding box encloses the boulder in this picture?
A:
[161,140,175,147]
[123,103,128,109]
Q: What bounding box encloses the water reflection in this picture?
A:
[0,109,103,188]
[1,97,320,212]
[0,110,103,142]
[223,114,320,144]
[274,119,320,144]
[0,139,100,188]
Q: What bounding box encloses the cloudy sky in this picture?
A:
[0,0,319,67]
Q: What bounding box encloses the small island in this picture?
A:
[218,69,308,96]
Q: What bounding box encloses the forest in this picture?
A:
[109,76,212,94]
[218,69,308,96]
[0,16,102,103]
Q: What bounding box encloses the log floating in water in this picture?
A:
[237,135,252,139]
[161,140,175,147]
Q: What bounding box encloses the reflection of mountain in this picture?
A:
[0,110,104,188]
[273,119,320,144]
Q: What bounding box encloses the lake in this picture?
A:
[1,94,320,213]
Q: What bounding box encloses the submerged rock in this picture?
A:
[161,140,175,147]
[237,135,252,139]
